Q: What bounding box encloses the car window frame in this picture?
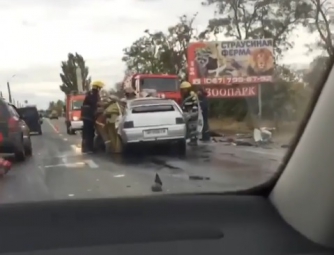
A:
[7,104,20,118]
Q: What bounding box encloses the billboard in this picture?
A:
[204,85,257,98]
[187,39,274,85]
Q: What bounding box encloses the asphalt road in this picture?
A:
[0,118,287,203]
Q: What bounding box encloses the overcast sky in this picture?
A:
[0,0,320,109]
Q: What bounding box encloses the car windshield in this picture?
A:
[71,100,83,110]
[141,78,178,92]
[0,0,332,203]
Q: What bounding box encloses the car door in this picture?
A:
[0,100,10,139]
[8,105,29,137]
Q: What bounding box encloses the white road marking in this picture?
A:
[54,153,88,158]
[60,156,99,169]
[68,194,74,197]
[46,118,59,133]
[114,174,125,178]
[59,134,63,137]
[63,138,68,141]
[71,144,81,153]
[44,162,85,168]
[84,159,98,168]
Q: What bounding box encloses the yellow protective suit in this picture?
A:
[95,100,110,149]
[104,101,125,154]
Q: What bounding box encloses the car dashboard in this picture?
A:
[0,195,332,255]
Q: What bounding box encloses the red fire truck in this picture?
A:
[64,92,85,135]
[123,74,181,104]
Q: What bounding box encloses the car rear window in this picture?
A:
[130,99,169,106]
[17,107,39,118]
[132,105,174,113]
[0,101,9,120]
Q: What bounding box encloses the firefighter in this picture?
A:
[124,87,137,100]
[94,91,111,152]
[103,95,125,154]
[81,80,104,152]
[180,81,199,146]
[197,87,210,141]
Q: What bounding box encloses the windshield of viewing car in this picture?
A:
[0,0,332,203]
[71,100,83,110]
[141,78,178,92]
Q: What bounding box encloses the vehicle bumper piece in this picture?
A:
[121,125,186,144]
[70,120,83,130]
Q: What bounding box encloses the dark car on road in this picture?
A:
[0,99,33,161]
[17,106,43,135]
[49,110,58,119]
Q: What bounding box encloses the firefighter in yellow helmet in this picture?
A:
[180,81,199,146]
[81,80,105,152]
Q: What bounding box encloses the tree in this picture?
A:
[122,13,201,78]
[59,53,91,94]
[307,0,334,57]
[304,55,331,87]
[48,100,65,116]
[201,0,312,58]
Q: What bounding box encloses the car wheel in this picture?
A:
[177,139,186,156]
[67,125,75,135]
[24,139,33,156]
[15,143,26,162]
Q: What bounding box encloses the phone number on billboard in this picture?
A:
[191,76,272,85]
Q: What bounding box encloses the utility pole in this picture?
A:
[7,81,12,103]
[7,74,16,104]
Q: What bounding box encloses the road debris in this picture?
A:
[151,173,163,192]
[0,158,11,177]
[189,175,210,180]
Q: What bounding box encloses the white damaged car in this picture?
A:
[117,97,187,154]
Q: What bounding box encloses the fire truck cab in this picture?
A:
[64,92,85,135]
[124,74,181,104]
